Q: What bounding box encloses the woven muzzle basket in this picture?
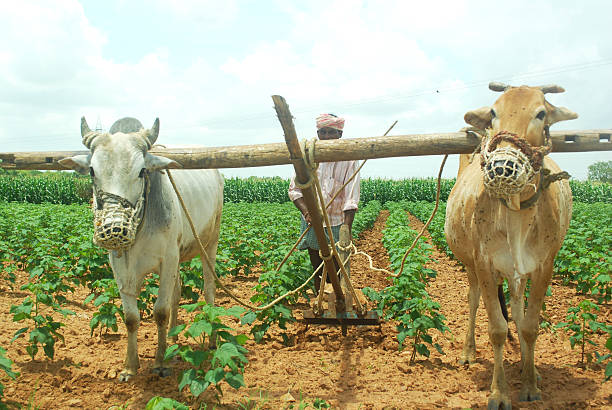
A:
[482,146,535,198]
[93,194,145,251]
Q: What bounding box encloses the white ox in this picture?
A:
[445,83,576,409]
[60,117,223,381]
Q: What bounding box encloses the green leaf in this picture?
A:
[212,343,240,367]
[189,378,210,398]
[11,327,29,342]
[224,372,245,389]
[183,350,206,368]
[145,396,189,410]
[187,320,212,339]
[225,306,245,318]
[181,302,201,313]
[205,367,226,384]
[168,324,186,338]
[240,311,257,326]
[235,334,249,346]
[164,344,180,361]
[606,361,612,381]
[178,368,196,392]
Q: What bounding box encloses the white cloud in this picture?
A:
[152,0,238,28]
[0,0,610,180]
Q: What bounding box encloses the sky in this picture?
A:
[0,0,610,180]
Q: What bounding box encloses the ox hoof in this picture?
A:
[118,371,135,382]
[487,392,511,410]
[151,367,173,377]
[519,387,542,402]
[458,355,476,366]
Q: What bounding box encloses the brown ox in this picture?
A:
[445,83,577,409]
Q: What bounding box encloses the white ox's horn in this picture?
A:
[538,84,565,94]
[145,118,160,147]
[489,82,510,92]
[81,117,98,149]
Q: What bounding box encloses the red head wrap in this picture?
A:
[316,113,345,130]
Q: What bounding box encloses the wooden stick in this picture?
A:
[0,130,610,170]
[272,95,346,314]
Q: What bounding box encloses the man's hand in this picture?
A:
[303,211,312,225]
[343,209,356,234]
[293,198,311,224]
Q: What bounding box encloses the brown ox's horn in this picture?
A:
[81,117,98,149]
[145,118,160,147]
[489,82,510,92]
[538,84,565,94]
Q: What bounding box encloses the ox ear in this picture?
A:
[464,106,492,130]
[59,155,91,175]
[144,153,182,171]
[547,104,578,126]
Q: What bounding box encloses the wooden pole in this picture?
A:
[271,95,346,314]
[0,130,610,170]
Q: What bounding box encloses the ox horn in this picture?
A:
[81,117,97,149]
[538,84,565,94]
[489,82,510,92]
[145,118,160,147]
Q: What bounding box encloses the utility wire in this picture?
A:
[6,58,612,147]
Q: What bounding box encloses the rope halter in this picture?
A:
[480,129,552,198]
[92,171,150,253]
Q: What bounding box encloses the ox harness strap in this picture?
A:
[498,168,571,210]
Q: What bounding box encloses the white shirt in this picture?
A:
[288,160,360,226]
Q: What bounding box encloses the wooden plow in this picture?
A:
[272,96,380,334]
[1,96,611,335]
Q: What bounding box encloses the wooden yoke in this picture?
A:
[272,95,346,314]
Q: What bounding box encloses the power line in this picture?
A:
[6,57,612,145]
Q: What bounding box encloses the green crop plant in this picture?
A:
[0,172,91,204]
[145,396,189,410]
[241,200,382,343]
[555,203,612,303]
[0,346,19,410]
[596,333,612,381]
[360,178,455,203]
[363,202,448,363]
[165,303,248,399]
[555,299,611,367]
[85,278,124,336]
[351,200,382,237]
[569,180,612,203]
[402,200,453,258]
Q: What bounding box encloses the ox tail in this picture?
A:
[498,285,514,341]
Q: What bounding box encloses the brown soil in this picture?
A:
[1,210,611,409]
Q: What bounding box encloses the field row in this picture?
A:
[1,200,610,395]
[1,200,609,341]
[1,172,611,204]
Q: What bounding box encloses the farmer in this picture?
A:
[288,113,361,294]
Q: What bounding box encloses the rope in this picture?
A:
[387,154,448,278]
[478,128,570,207]
[498,168,571,210]
[311,162,365,313]
[164,119,414,314]
[306,120,398,313]
[166,170,321,311]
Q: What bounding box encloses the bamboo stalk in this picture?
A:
[0,130,610,170]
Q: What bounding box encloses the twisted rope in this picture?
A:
[166,170,321,311]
